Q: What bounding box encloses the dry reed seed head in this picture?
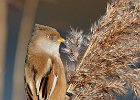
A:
[62,28,92,62]
[62,28,92,86]
[67,0,140,99]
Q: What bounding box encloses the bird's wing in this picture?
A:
[37,64,59,100]
[24,77,33,100]
[24,63,37,100]
[38,74,49,99]
[46,64,59,100]
[47,73,58,99]
[24,53,52,100]
[49,74,58,98]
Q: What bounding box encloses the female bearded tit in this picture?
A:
[24,24,66,100]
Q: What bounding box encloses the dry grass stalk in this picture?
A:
[63,0,140,99]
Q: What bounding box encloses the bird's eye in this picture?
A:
[47,36,51,39]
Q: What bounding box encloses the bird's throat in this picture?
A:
[29,39,60,57]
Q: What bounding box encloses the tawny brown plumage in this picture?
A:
[24,24,66,100]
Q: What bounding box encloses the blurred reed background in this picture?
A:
[1,0,138,100]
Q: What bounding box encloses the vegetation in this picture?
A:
[63,0,140,99]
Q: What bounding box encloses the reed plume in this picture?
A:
[63,0,140,99]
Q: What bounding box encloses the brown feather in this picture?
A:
[47,56,66,100]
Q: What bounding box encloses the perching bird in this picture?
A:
[24,24,66,100]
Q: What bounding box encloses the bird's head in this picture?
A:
[29,24,65,56]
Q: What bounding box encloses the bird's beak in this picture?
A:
[57,37,65,43]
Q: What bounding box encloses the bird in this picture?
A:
[24,24,67,100]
